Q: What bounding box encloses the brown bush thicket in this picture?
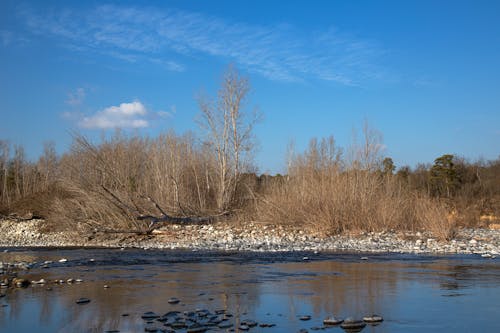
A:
[253,135,457,239]
[0,140,62,217]
[47,131,225,232]
[397,155,500,227]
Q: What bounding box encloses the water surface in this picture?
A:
[0,249,499,332]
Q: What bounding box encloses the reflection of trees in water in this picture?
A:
[273,261,401,318]
[1,261,262,332]
[3,255,496,332]
[436,263,481,291]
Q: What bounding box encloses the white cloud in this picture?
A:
[79,100,150,129]
[18,4,386,84]
[66,87,86,106]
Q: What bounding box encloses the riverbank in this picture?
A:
[0,218,498,256]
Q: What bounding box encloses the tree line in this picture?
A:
[1,66,499,238]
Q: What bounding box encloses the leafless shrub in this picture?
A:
[413,195,456,241]
[255,134,456,239]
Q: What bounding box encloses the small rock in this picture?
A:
[238,324,249,331]
[363,314,383,323]
[360,257,368,260]
[168,297,180,304]
[13,278,30,288]
[141,311,160,320]
[299,315,311,321]
[144,325,159,332]
[218,322,233,329]
[58,258,68,263]
[340,317,366,331]
[323,316,343,325]
[104,285,110,289]
[75,297,90,305]
[241,320,257,327]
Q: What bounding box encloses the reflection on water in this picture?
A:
[0,249,499,332]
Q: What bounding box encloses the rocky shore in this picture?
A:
[0,218,498,256]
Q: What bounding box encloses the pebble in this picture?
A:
[144,325,160,332]
[58,258,68,263]
[323,316,343,325]
[363,314,383,323]
[75,297,90,304]
[13,278,30,288]
[141,311,160,320]
[1,219,500,255]
[299,315,311,321]
[218,322,233,329]
[340,318,366,331]
[241,319,258,327]
[168,297,180,304]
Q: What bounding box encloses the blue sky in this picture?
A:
[1,0,499,173]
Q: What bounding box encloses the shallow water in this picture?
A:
[0,249,499,333]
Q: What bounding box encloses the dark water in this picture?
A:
[0,248,499,333]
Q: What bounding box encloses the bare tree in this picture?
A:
[197,65,259,212]
[348,120,384,171]
[37,141,58,191]
[0,140,9,205]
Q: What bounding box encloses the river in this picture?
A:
[0,248,499,332]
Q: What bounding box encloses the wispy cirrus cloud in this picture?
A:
[0,29,29,47]
[18,4,386,84]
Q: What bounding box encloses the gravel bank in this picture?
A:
[0,219,498,256]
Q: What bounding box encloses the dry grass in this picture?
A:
[254,136,457,240]
[413,195,457,240]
